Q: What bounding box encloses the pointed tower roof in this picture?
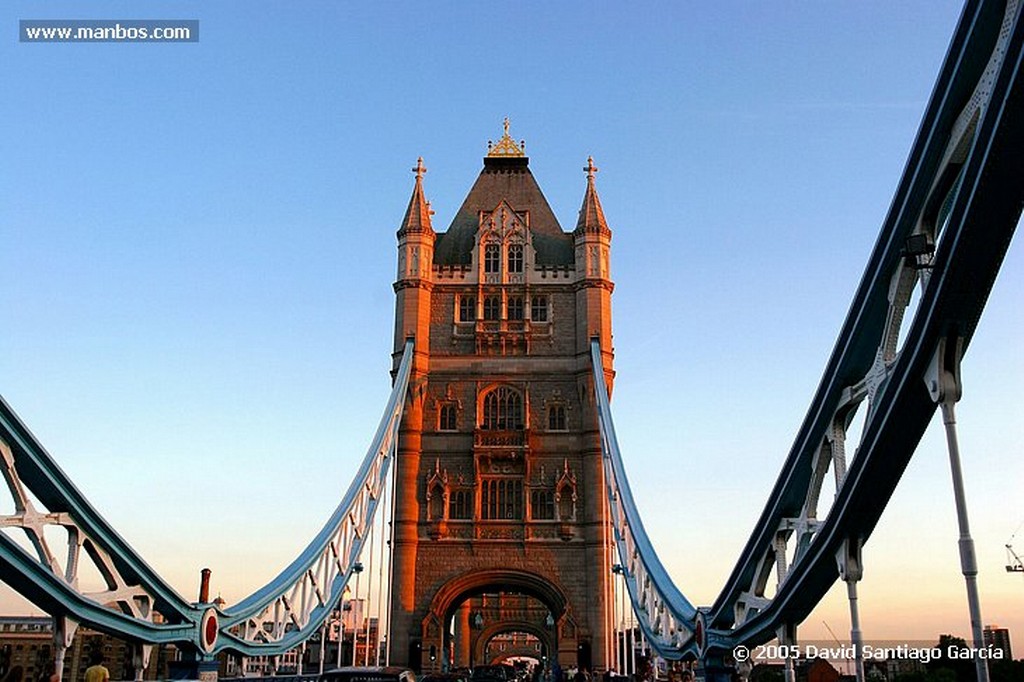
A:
[433,121,574,266]
[398,157,434,237]
[574,156,611,237]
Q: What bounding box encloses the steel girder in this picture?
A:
[592,0,1023,661]
[591,342,697,660]
[0,339,415,658]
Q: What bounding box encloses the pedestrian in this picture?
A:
[84,652,108,682]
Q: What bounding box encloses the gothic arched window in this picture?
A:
[439,404,457,431]
[531,296,548,322]
[548,404,567,431]
[449,489,471,520]
[508,244,524,273]
[507,296,524,321]
[484,244,500,273]
[459,296,476,322]
[531,489,555,520]
[483,296,500,321]
[481,479,523,520]
[481,386,524,430]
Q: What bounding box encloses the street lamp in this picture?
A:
[350,563,365,667]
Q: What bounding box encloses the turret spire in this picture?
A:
[575,156,610,236]
[398,156,434,236]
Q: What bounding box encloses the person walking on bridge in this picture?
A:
[84,652,108,682]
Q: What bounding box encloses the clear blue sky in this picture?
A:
[2,0,1021,654]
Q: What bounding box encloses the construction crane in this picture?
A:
[1007,522,1024,574]
[1008,544,1023,573]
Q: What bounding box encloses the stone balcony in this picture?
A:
[474,429,526,448]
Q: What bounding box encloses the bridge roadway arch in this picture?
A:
[421,568,579,672]
[475,621,548,666]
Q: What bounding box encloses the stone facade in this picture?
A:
[387,129,616,674]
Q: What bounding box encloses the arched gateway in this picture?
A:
[389,124,616,674]
[423,569,571,669]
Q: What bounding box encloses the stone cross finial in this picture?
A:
[413,156,426,180]
[584,156,598,181]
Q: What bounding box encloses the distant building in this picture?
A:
[0,616,178,682]
[800,659,840,682]
[0,617,51,682]
[747,658,840,682]
[983,624,1012,660]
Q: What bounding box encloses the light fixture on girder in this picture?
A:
[903,233,935,270]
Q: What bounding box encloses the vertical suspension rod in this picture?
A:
[375,458,389,666]
[385,437,398,668]
[926,337,989,682]
[364,513,376,667]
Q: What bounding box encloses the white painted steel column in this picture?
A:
[927,338,989,682]
[777,624,796,682]
[940,398,990,682]
[836,539,865,682]
[337,606,344,668]
[846,580,864,682]
[319,622,327,675]
[385,443,398,667]
[52,616,76,682]
[604,490,614,671]
[365,525,376,667]
[375,471,388,666]
[352,565,363,666]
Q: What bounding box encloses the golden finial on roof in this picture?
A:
[487,117,526,157]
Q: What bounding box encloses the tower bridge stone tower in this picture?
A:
[389,123,615,674]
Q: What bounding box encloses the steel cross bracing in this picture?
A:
[0,339,415,659]
[592,0,1023,662]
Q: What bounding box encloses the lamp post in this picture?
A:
[351,563,364,666]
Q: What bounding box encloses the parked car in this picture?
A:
[320,666,417,682]
[471,665,514,682]
[421,673,469,682]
